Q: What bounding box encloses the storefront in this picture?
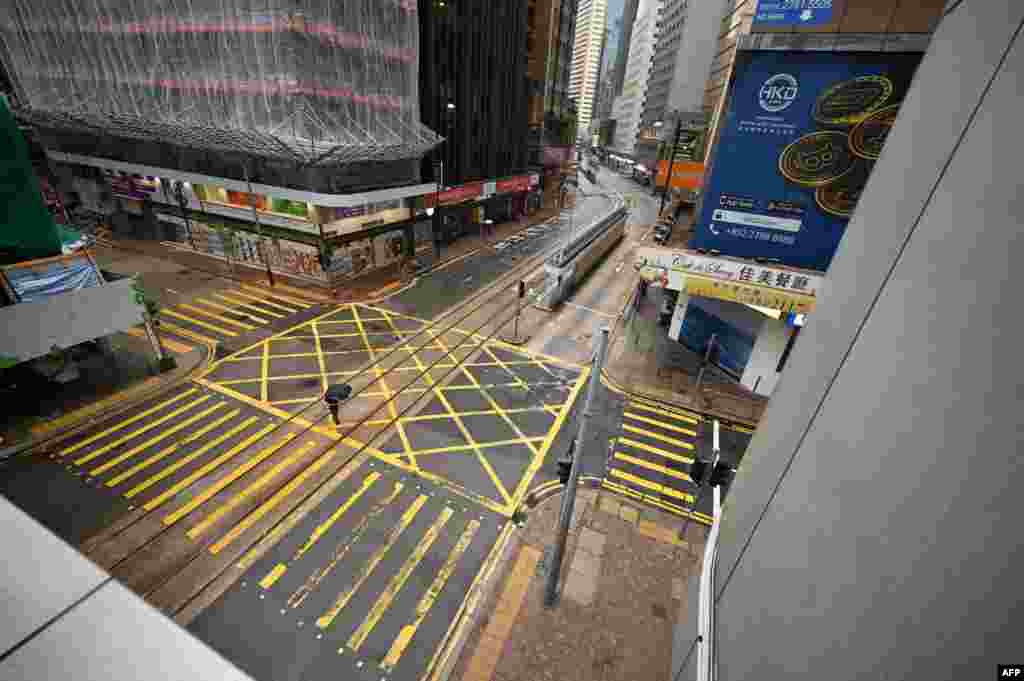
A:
[635,245,822,396]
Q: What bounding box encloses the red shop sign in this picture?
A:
[425,182,483,208]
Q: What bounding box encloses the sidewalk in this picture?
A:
[449,488,705,681]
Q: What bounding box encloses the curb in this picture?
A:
[600,370,761,430]
[1,340,214,460]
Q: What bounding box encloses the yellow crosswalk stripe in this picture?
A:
[627,401,700,424]
[124,326,193,354]
[157,430,294,521]
[185,439,317,539]
[123,417,260,499]
[105,409,241,488]
[59,389,198,458]
[162,308,238,337]
[614,451,693,483]
[208,444,341,555]
[177,302,256,331]
[381,519,481,671]
[88,402,226,477]
[617,437,694,464]
[159,321,220,347]
[621,423,696,449]
[194,297,270,324]
[73,395,212,466]
[347,507,454,652]
[213,292,286,318]
[293,473,380,562]
[609,469,695,503]
[316,495,428,630]
[623,411,698,437]
[241,284,314,309]
[226,287,300,313]
[601,479,711,524]
[259,564,288,590]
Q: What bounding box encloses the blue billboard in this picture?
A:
[753,0,833,27]
[692,51,923,271]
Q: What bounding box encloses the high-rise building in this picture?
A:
[1,0,442,287]
[610,0,660,154]
[613,0,641,97]
[642,0,689,128]
[569,0,608,140]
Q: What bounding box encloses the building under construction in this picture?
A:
[0,0,443,286]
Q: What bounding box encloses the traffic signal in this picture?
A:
[556,457,572,485]
[690,458,709,488]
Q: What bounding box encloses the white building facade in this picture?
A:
[568,0,608,140]
[610,0,660,154]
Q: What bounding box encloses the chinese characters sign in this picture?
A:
[753,0,833,26]
[693,51,922,271]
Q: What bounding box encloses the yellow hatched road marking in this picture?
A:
[73,395,212,466]
[293,472,380,562]
[105,409,241,487]
[241,284,314,308]
[237,455,368,573]
[627,401,700,424]
[614,451,693,483]
[261,340,270,402]
[381,519,480,671]
[159,321,220,347]
[259,564,288,589]
[351,305,410,460]
[347,507,455,652]
[162,308,238,337]
[227,287,301,313]
[209,443,340,554]
[124,326,193,354]
[88,402,226,476]
[158,431,295,521]
[287,482,404,609]
[194,297,270,324]
[618,436,694,463]
[316,494,428,629]
[250,280,331,303]
[123,416,260,499]
[609,468,695,503]
[186,440,319,540]
[621,423,696,449]
[177,302,256,330]
[623,411,698,437]
[59,389,198,458]
[213,292,285,318]
[601,480,712,525]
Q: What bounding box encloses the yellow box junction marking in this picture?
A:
[123,417,261,499]
[89,402,227,476]
[623,411,698,438]
[621,423,696,449]
[627,400,700,424]
[186,439,318,540]
[613,451,693,483]
[59,389,198,458]
[380,518,481,670]
[160,431,296,523]
[608,469,695,504]
[162,308,238,337]
[346,506,455,652]
[73,394,212,466]
[287,482,404,609]
[351,305,411,460]
[316,494,428,629]
[105,409,241,487]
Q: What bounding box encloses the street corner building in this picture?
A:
[0,0,443,288]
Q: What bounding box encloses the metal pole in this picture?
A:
[696,332,717,391]
[244,168,275,287]
[660,119,683,216]
[544,326,610,607]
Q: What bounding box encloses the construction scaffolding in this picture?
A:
[0,0,440,166]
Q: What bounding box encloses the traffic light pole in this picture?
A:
[544,326,610,607]
[659,119,684,217]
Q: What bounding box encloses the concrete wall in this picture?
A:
[674,2,1024,678]
[739,316,789,397]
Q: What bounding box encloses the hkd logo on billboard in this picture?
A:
[759,74,798,112]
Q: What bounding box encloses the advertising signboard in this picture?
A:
[692,50,923,271]
[753,0,833,27]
